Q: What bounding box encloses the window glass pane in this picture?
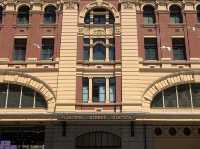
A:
[44,6,56,24]
[35,93,47,108]
[0,7,3,24]
[84,38,90,45]
[93,44,105,60]
[13,39,27,61]
[17,6,29,24]
[172,38,186,60]
[7,84,21,108]
[191,83,200,107]
[109,47,115,61]
[0,84,7,108]
[84,13,90,24]
[93,78,105,102]
[93,15,106,24]
[151,92,163,107]
[21,87,34,108]
[143,6,155,25]
[197,6,200,23]
[170,5,183,24]
[109,11,115,24]
[109,78,116,103]
[83,47,89,61]
[177,84,191,107]
[144,38,158,60]
[164,86,177,107]
[41,38,54,60]
[82,78,89,103]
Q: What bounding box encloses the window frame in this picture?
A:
[13,38,27,61]
[17,6,30,25]
[169,5,183,24]
[151,83,200,109]
[92,78,106,103]
[197,5,200,23]
[40,38,54,60]
[143,5,156,25]
[144,38,158,60]
[43,5,57,24]
[0,83,47,109]
[172,38,186,60]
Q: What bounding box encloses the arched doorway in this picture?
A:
[76,131,121,149]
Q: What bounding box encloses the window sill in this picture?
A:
[10,60,59,65]
[40,24,57,28]
[77,60,121,65]
[168,23,185,27]
[76,102,122,106]
[138,60,200,72]
[83,24,114,27]
[140,60,189,65]
[13,24,32,28]
[143,24,158,28]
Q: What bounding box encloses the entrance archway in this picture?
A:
[76,131,121,149]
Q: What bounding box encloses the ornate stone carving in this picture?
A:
[63,0,78,9]
[120,0,135,9]
[93,29,105,36]
[115,26,121,34]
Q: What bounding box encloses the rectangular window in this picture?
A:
[172,38,186,60]
[109,77,116,103]
[109,38,115,61]
[144,38,158,60]
[83,38,90,61]
[92,78,105,103]
[13,38,27,61]
[41,38,54,60]
[82,78,89,103]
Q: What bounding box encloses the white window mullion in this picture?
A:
[176,86,179,108]
[189,84,193,108]
[19,86,23,108]
[162,90,165,108]
[33,91,36,108]
[5,84,9,108]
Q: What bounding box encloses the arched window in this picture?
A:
[0,6,3,24]
[76,131,121,149]
[0,83,47,108]
[17,5,29,25]
[197,5,200,23]
[169,5,183,24]
[84,8,115,24]
[143,5,156,25]
[151,83,200,108]
[43,5,56,24]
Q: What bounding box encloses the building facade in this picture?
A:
[0,0,199,148]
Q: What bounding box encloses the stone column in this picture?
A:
[106,77,110,103]
[106,11,109,25]
[89,38,93,62]
[88,77,93,103]
[105,38,109,62]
